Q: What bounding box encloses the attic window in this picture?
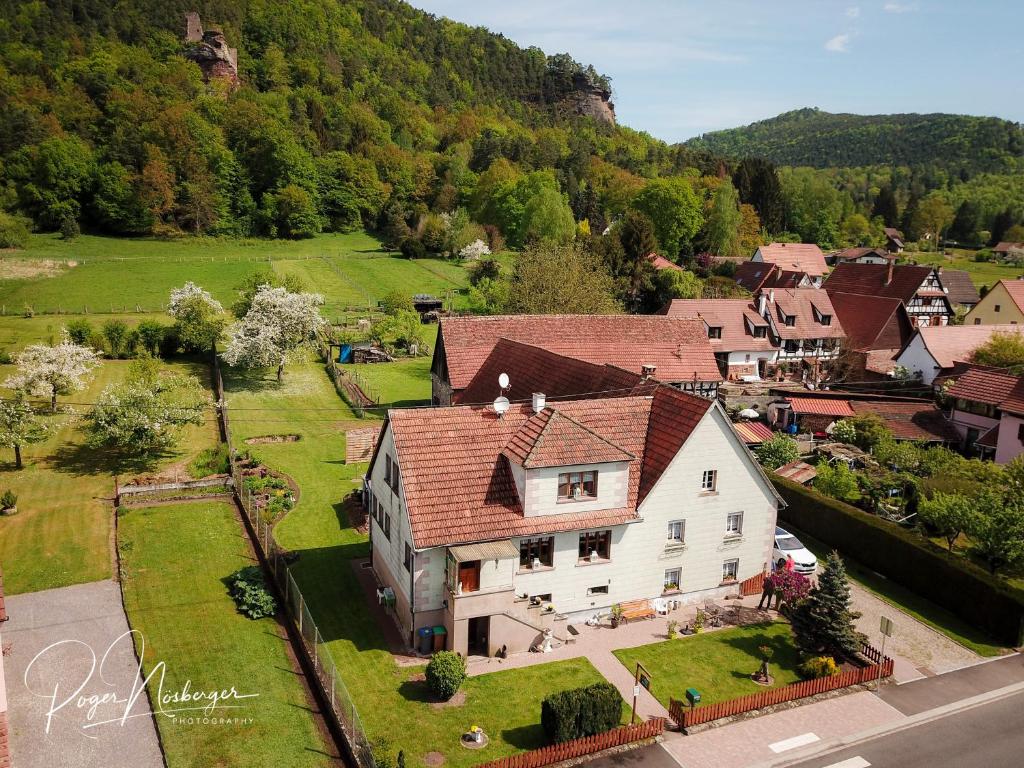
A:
[558,471,597,501]
[753,326,768,338]
[785,314,796,327]
[708,326,723,339]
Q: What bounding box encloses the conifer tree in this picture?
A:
[790,551,863,658]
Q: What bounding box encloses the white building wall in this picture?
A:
[895,334,941,384]
[368,425,415,604]
[726,350,777,367]
[523,462,629,517]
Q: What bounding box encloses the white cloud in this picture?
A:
[846,6,861,18]
[883,2,918,12]
[825,34,851,52]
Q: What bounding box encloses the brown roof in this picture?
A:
[502,408,635,469]
[647,253,683,271]
[937,270,979,306]
[884,228,905,247]
[787,397,856,417]
[765,289,846,341]
[948,368,1024,409]
[733,421,775,444]
[864,348,899,375]
[345,427,380,464]
[993,279,1024,313]
[755,243,828,276]
[388,386,714,548]
[993,242,1024,254]
[456,339,647,405]
[848,400,959,442]
[827,292,913,351]
[662,299,775,352]
[775,460,817,484]
[824,263,937,304]
[833,247,893,262]
[436,315,722,392]
[914,325,1024,369]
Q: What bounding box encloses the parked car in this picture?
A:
[773,527,817,575]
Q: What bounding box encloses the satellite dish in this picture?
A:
[493,396,510,416]
[498,372,510,389]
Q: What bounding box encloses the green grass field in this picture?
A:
[0,358,220,594]
[118,501,335,768]
[612,622,803,709]
[0,313,168,353]
[344,356,433,407]
[903,249,1023,291]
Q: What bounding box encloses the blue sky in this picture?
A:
[411,1,1023,143]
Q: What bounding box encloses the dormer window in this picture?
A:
[785,314,796,327]
[812,305,831,325]
[558,471,597,501]
[753,326,768,338]
[708,326,722,339]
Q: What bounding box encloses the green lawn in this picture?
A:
[789,527,1008,657]
[612,622,803,709]
[903,249,1023,291]
[118,501,335,768]
[0,313,168,354]
[0,358,219,594]
[343,356,433,407]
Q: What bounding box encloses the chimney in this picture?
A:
[768,289,775,304]
[532,392,546,414]
[758,292,768,316]
[641,364,657,380]
[885,260,894,287]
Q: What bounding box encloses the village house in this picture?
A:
[646,253,683,272]
[883,227,905,254]
[823,262,954,327]
[756,288,846,377]
[430,315,722,406]
[964,279,1024,326]
[992,242,1024,262]
[733,261,812,294]
[946,368,1024,463]
[365,385,782,657]
[661,298,778,381]
[768,393,957,444]
[830,246,893,266]
[751,243,829,287]
[936,269,980,311]
[827,292,915,379]
[894,324,1024,385]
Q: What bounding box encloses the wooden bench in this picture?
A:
[619,599,655,623]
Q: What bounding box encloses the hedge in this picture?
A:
[541,682,622,744]
[773,476,1024,647]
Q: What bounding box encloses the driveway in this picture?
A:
[1,580,164,768]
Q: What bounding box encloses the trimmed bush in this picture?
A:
[399,237,426,260]
[799,656,840,679]
[425,650,465,700]
[773,476,1024,646]
[541,682,622,744]
[227,565,277,619]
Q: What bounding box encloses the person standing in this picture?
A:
[785,554,795,572]
[757,573,775,610]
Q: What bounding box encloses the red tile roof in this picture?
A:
[437,315,722,392]
[884,228,905,248]
[662,299,775,352]
[827,292,913,351]
[847,400,959,442]
[833,247,893,263]
[775,460,818,484]
[864,348,899,375]
[765,289,846,341]
[734,261,809,293]
[824,263,938,304]
[947,368,1023,407]
[755,243,828,277]
[647,253,683,271]
[937,270,979,306]
[388,386,714,548]
[994,279,1024,313]
[914,325,1024,369]
[503,408,635,468]
[787,397,856,417]
[733,421,775,444]
[456,339,648,405]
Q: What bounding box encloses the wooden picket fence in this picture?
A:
[738,571,767,597]
[669,643,893,729]
[474,719,665,768]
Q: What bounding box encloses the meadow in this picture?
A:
[903,248,1023,291]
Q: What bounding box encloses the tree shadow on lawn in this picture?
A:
[716,624,801,673]
[499,724,546,751]
[49,438,174,478]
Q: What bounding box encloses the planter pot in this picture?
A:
[1,506,16,516]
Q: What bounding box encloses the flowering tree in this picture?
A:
[86,360,207,455]
[4,331,102,411]
[0,391,49,468]
[459,239,491,260]
[222,285,325,381]
[771,568,811,613]
[168,281,227,353]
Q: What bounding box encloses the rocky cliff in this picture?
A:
[564,74,615,125]
[183,12,239,88]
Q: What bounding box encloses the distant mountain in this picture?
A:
[686,108,1023,173]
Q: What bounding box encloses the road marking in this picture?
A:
[768,732,820,753]
[822,758,870,768]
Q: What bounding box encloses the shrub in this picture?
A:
[0,211,30,249]
[65,318,93,345]
[1,489,17,509]
[59,215,80,241]
[774,476,1024,646]
[0,349,11,365]
[755,432,799,470]
[227,565,277,619]
[188,444,230,478]
[799,656,839,679]
[399,237,426,259]
[541,682,621,744]
[425,650,466,700]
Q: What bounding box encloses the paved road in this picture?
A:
[877,653,1024,715]
[784,689,1024,768]
[2,580,164,768]
[587,744,680,768]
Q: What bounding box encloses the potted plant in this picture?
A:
[663,582,679,593]
[666,620,678,639]
[1,489,17,515]
[610,603,624,628]
[692,609,705,634]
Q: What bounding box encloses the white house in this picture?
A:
[894,324,1024,386]
[366,387,782,658]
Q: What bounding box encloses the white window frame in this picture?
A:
[664,568,681,590]
[667,520,685,544]
[701,469,718,492]
[726,511,744,535]
[722,559,739,582]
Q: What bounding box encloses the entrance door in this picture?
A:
[467,615,489,656]
[458,560,480,593]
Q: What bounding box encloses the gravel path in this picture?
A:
[848,582,979,678]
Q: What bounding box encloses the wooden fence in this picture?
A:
[474,719,665,768]
[738,571,767,597]
[669,643,893,729]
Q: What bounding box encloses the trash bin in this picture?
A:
[432,625,447,652]
[417,627,433,654]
